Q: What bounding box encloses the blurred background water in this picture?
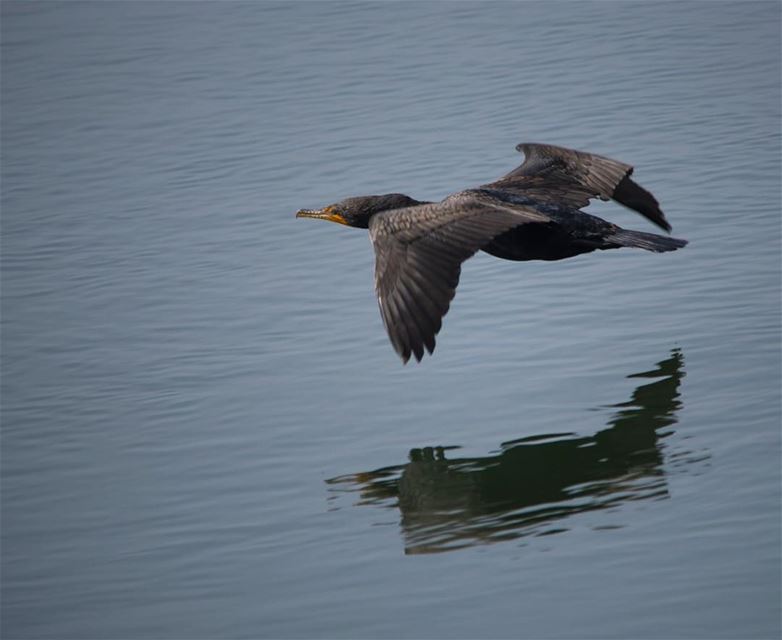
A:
[1,2,780,638]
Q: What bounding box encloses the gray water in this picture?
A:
[2,2,780,638]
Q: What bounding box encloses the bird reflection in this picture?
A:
[327,350,693,554]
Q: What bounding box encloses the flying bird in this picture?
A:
[296,143,687,363]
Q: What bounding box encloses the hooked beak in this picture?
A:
[295,206,348,226]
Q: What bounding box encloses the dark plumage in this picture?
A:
[296,143,688,363]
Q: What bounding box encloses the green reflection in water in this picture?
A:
[328,350,703,554]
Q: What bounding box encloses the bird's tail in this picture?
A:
[606,228,688,253]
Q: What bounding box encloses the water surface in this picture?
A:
[2,2,780,638]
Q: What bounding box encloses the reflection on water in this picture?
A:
[329,350,701,554]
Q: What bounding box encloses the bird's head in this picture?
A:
[296,193,423,228]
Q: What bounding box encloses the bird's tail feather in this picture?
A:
[607,228,688,253]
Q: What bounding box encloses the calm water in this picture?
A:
[2,2,780,638]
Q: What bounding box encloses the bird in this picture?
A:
[296,142,688,363]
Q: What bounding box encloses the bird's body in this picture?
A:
[297,143,688,363]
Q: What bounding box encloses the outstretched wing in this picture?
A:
[368,193,549,363]
[483,143,671,232]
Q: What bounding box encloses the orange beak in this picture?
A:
[295,206,348,225]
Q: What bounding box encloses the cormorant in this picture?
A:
[296,142,687,363]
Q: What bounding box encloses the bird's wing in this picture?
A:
[482,143,671,232]
[368,193,549,363]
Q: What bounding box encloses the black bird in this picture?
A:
[296,143,687,363]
